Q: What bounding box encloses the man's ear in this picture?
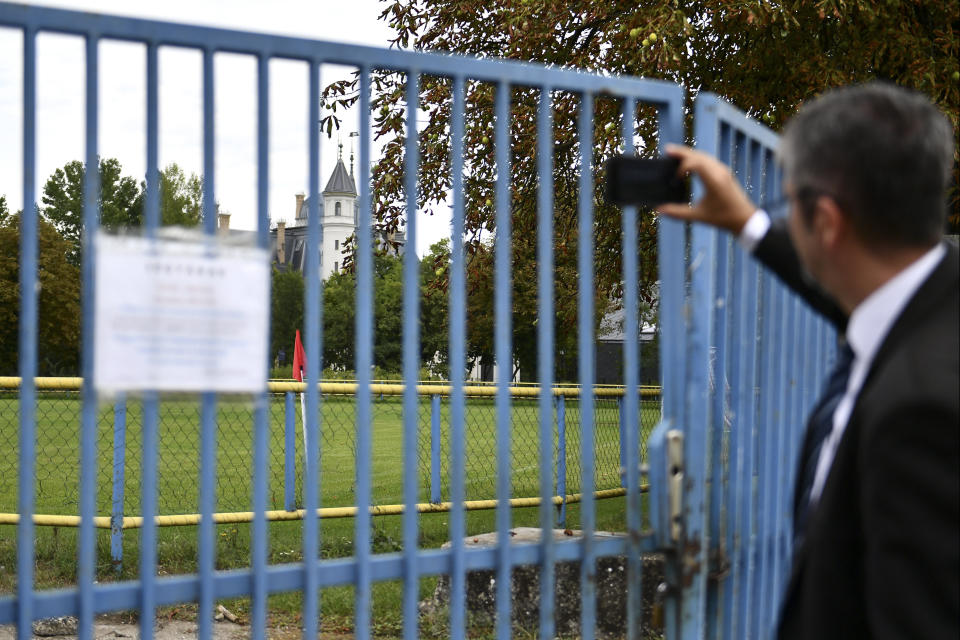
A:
[813,195,846,249]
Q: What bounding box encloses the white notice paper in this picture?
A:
[93,233,270,393]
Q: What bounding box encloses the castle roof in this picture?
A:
[322,158,357,196]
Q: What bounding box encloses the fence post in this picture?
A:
[618,395,626,488]
[556,394,567,527]
[110,393,127,573]
[430,394,441,504]
[284,392,296,511]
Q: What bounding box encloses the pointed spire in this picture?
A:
[323,158,358,196]
[349,131,359,178]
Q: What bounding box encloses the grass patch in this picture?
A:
[0,391,659,515]
[0,497,639,636]
[0,389,659,636]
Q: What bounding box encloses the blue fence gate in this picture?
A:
[0,3,833,639]
[647,94,836,638]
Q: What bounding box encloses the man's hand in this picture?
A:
[656,144,757,235]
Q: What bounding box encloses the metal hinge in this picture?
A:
[666,429,684,543]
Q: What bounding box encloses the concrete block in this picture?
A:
[419,527,664,638]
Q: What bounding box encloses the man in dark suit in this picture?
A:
[658,82,958,638]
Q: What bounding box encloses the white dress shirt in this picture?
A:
[737,209,946,505]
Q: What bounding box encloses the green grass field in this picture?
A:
[0,389,661,637]
[0,391,660,516]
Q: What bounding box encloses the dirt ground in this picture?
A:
[0,618,354,640]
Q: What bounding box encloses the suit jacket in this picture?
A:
[754,221,959,639]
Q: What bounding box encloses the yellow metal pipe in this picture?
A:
[0,377,661,398]
[0,376,85,390]
[0,487,641,530]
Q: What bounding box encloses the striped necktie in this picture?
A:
[793,342,855,544]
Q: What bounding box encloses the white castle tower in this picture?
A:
[272,140,404,277]
[318,142,357,280]
[276,142,357,279]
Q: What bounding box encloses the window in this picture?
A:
[333,261,338,273]
[334,239,339,250]
[335,201,341,216]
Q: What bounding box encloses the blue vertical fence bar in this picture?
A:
[785,293,803,577]
[730,138,752,638]
[536,84,556,639]
[284,391,297,510]
[762,244,784,637]
[139,36,161,640]
[555,395,567,527]
[618,396,626,486]
[354,63,374,640]
[251,51,272,640]
[783,292,799,580]
[619,95,643,640]
[748,269,766,640]
[679,94,838,639]
[401,68,421,640]
[714,129,743,637]
[16,24,37,640]
[770,285,791,636]
[302,58,323,640]
[787,305,806,557]
[755,281,784,637]
[430,394,442,504]
[684,95,722,638]
[493,78,513,640]
[197,48,218,640]
[111,395,127,571]
[748,281,766,640]
[79,33,100,640]
[770,174,792,638]
[772,284,795,626]
[704,122,733,637]
[653,85,687,640]
[750,150,779,639]
[448,72,468,640]
[576,89,597,640]
[798,312,814,453]
[726,140,764,639]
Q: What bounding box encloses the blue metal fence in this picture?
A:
[0,383,649,520]
[0,3,680,639]
[645,93,835,638]
[0,2,835,638]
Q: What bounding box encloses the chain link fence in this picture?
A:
[0,382,661,518]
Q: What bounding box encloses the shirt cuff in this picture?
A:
[736,209,771,253]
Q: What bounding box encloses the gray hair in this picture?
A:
[778,82,954,248]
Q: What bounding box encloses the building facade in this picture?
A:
[270,147,405,279]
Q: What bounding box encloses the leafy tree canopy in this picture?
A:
[41,159,206,265]
[270,267,305,372]
[131,162,204,228]
[322,0,959,302]
[0,212,81,376]
[380,1,956,125]
[320,251,448,374]
[323,253,405,372]
[419,239,450,377]
[42,157,140,263]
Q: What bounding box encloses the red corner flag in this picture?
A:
[292,329,306,382]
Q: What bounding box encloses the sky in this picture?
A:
[0,0,451,256]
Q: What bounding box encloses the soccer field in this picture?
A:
[0,387,660,627]
[0,389,660,518]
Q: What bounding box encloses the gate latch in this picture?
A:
[666,429,684,543]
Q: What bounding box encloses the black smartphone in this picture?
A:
[605,155,688,207]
